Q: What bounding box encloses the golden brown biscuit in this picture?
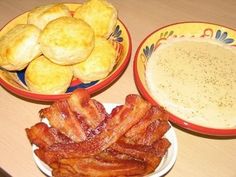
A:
[0,24,41,71]
[27,3,72,30]
[39,16,95,65]
[73,37,117,83]
[74,0,117,38]
[25,55,73,94]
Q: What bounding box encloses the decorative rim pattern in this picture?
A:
[134,21,236,136]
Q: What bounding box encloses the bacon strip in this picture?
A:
[137,120,170,145]
[95,149,134,162]
[123,106,169,144]
[51,156,146,177]
[111,138,171,174]
[152,138,172,157]
[39,100,87,142]
[25,122,73,149]
[67,89,107,129]
[36,95,151,164]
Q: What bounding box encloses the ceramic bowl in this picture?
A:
[0,4,132,101]
[134,22,236,136]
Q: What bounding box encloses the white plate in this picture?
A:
[32,103,178,177]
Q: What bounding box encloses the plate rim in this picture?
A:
[133,21,236,136]
[0,4,132,102]
[32,103,178,177]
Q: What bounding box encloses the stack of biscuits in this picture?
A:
[0,0,118,94]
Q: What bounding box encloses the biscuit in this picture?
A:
[0,24,41,71]
[73,37,117,83]
[25,55,73,94]
[27,3,72,30]
[39,16,95,65]
[74,0,117,38]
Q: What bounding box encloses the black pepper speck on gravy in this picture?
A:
[146,38,236,128]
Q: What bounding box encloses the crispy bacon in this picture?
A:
[137,120,170,145]
[51,156,146,177]
[26,89,171,177]
[25,122,73,149]
[36,95,151,164]
[111,139,170,174]
[39,89,108,142]
[40,100,87,142]
[152,138,171,157]
[123,106,169,144]
[95,149,135,162]
[67,89,107,129]
[50,150,146,177]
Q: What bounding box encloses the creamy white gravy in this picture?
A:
[146,38,236,128]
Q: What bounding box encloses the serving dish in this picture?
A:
[32,103,178,177]
[0,3,132,101]
[133,22,236,136]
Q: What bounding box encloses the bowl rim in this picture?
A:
[133,21,236,136]
[0,6,132,102]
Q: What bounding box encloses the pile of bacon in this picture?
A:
[26,89,171,177]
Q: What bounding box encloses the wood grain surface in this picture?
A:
[0,0,236,177]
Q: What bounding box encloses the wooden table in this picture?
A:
[0,0,236,176]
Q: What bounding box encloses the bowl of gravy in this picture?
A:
[134,22,236,136]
